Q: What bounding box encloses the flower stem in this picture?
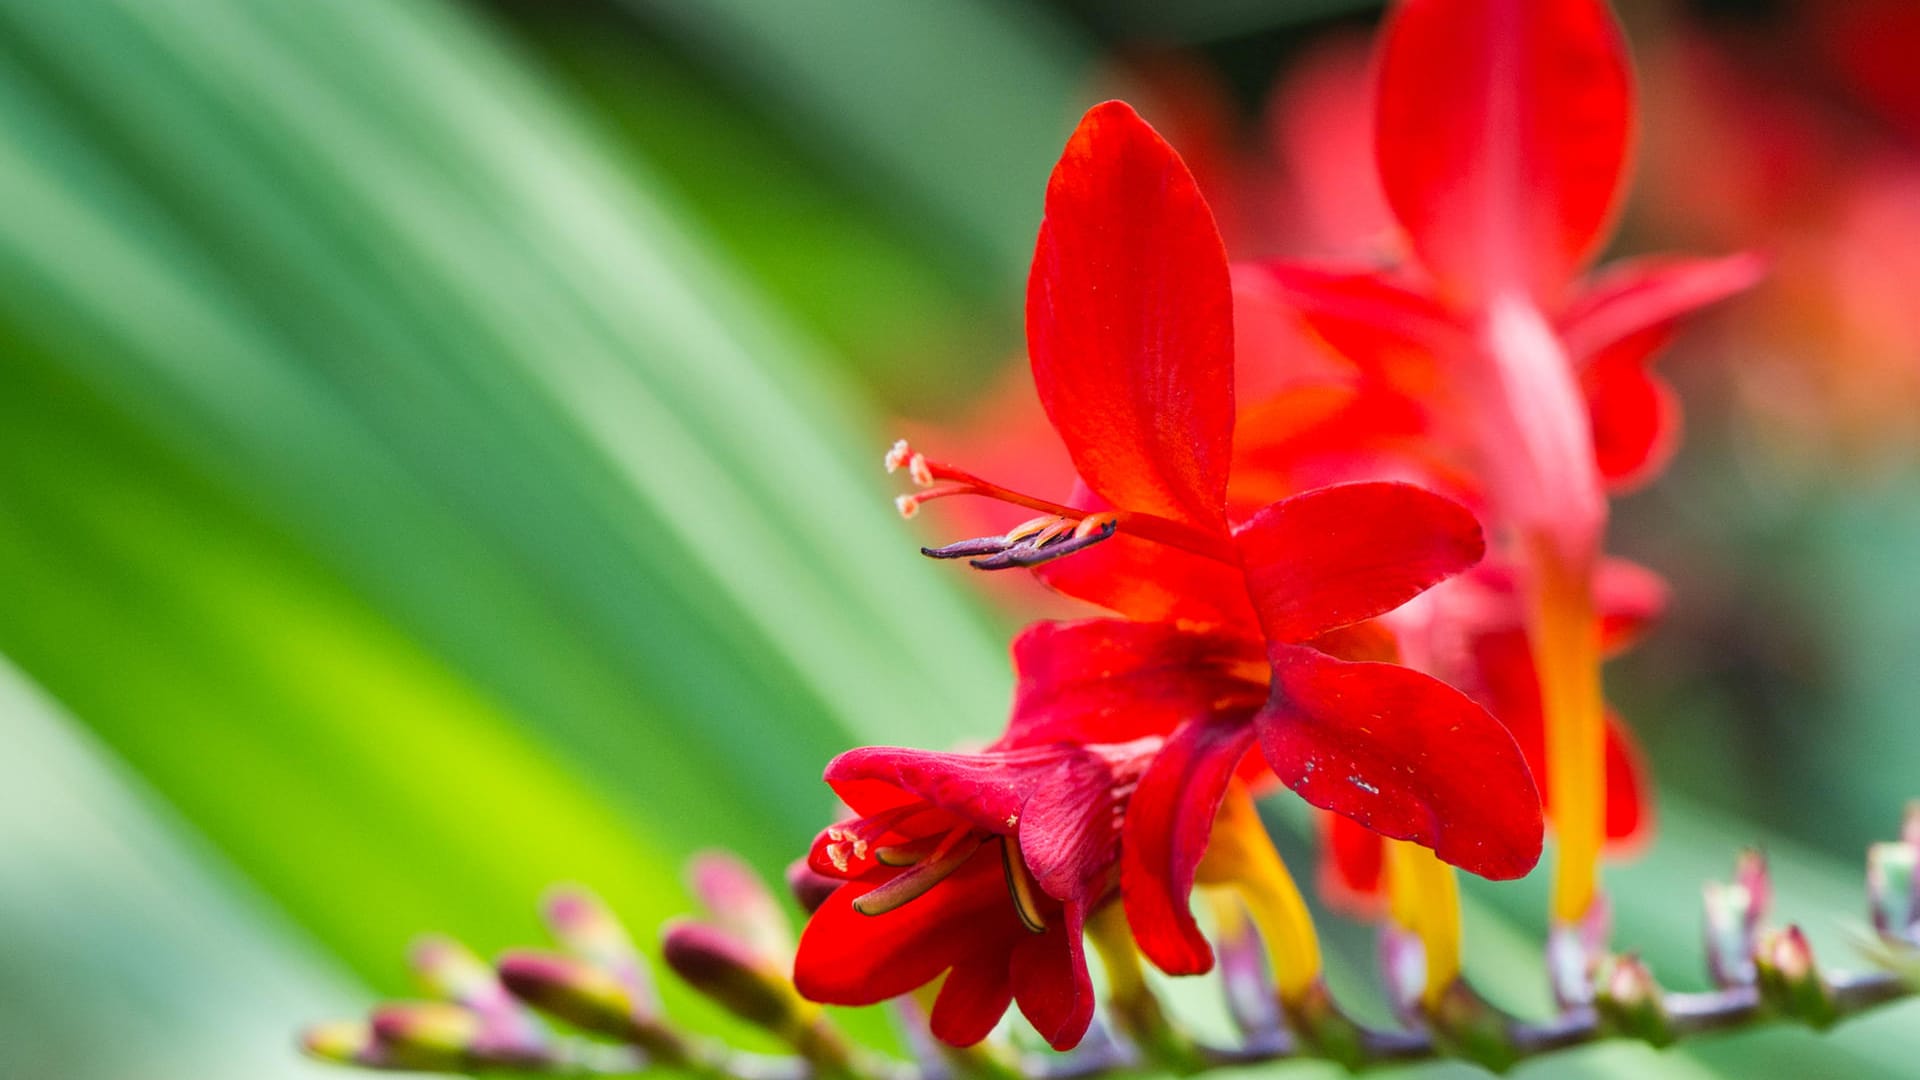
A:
[1526,534,1607,925]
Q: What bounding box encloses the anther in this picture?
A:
[852,834,984,916]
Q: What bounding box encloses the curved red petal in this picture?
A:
[1376,0,1634,303]
[1584,361,1680,490]
[1318,811,1388,918]
[1010,903,1096,1051]
[1603,710,1653,848]
[1559,253,1764,367]
[793,852,1016,1006]
[929,954,1016,1047]
[1259,643,1543,880]
[1121,716,1259,976]
[1018,742,1157,904]
[1028,101,1234,530]
[1236,482,1484,645]
[824,747,1029,835]
[1007,618,1266,747]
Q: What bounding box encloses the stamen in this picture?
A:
[967,516,1118,570]
[852,833,984,916]
[884,439,1236,565]
[1000,838,1050,933]
[823,806,918,873]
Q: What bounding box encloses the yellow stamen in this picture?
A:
[1526,534,1606,924]
[1385,839,1462,1006]
[1087,903,1151,1002]
[1197,786,1321,1001]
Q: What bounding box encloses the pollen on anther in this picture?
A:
[908,453,934,487]
[884,439,913,474]
[895,493,920,519]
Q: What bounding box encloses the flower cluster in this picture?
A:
[817,0,1767,1044]
[301,0,1920,1076]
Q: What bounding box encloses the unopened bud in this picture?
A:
[409,934,538,1044]
[369,1002,481,1071]
[661,919,849,1069]
[1870,840,1920,941]
[1425,981,1518,1073]
[542,886,655,1009]
[1755,925,1837,1028]
[1704,852,1769,988]
[498,948,683,1061]
[1595,954,1672,1047]
[1280,980,1367,1071]
[786,858,840,914]
[300,1020,379,1066]
[689,851,794,961]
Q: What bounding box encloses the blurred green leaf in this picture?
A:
[0,657,355,1080]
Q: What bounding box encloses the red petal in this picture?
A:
[1318,811,1388,918]
[1240,263,1464,386]
[1603,711,1653,848]
[1028,101,1235,531]
[1037,529,1260,629]
[1595,558,1668,653]
[1017,742,1156,904]
[1558,254,1765,367]
[1006,618,1266,747]
[1010,902,1096,1051]
[1121,716,1259,976]
[929,953,1015,1047]
[1375,0,1634,303]
[793,851,1018,1006]
[1583,360,1680,489]
[1259,643,1543,880]
[824,747,1027,835]
[1236,482,1484,645]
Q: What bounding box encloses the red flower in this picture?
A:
[791,736,1158,1049]
[894,101,1543,975]
[1231,0,1756,925]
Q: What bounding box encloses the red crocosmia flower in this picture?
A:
[889,100,1543,973]
[1318,556,1669,913]
[1237,0,1756,925]
[791,737,1158,1049]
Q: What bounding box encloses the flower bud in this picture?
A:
[786,857,839,914]
[541,886,656,1009]
[1868,840,1920,941]
[497,948,685,1062]
[368,1002,481,1071]
[1280,979,1367,1071]
[661,919,850,1070]
[300,1020,379,1066]
[1754,925,1837,1029]
[1594,954,1672,1047]
[1425,981,1518,1073]
[409,934,540,1043]
[1703,850,1769,988]
[689,850,794,961]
